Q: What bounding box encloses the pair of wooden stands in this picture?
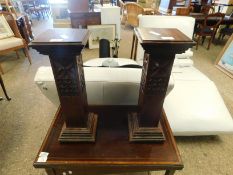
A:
[31,27,194,175]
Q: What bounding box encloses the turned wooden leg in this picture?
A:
[130,33,136,59]
[0,64,3,74]
[24,47,32,64]
[15,51,20,59]
[196,35,201,50]
[207,35,214,50]
[165,169,176,175]
[0,74,11,101]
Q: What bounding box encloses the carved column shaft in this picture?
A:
[49,51,88,127]
[31,29,98,142]
[138,52,175,127]
[128,28,195,142]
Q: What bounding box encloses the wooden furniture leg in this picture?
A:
[165,170,176,175]
[130,33,136,59]
[0,64,3,74]
[130,33,138,60]
[0,74,11,101]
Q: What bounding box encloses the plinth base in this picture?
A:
[59,113,98,142]
[128,113,165,142]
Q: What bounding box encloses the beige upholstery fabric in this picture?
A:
[0,15,14,39]
[0,37,23,51]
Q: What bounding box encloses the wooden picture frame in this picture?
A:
[215,35,233,78]
[0,15,14,39]
[87,24,116,49]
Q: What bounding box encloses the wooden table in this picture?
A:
[33,107,183,175]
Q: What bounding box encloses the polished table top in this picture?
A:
[34,108,183,172]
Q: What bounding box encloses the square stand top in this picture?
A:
[34,107,183,173]
[31,28,89,45]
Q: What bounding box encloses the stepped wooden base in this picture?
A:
[59,113,98,142]
[128,113,165,142]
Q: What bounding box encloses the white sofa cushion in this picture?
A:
[84,58,140,67]
[0,37,24,51]
[34,66,174,106]
[164,80,233,135]
[171,66,210,81]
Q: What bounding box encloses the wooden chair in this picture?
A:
[200,5,215,15]
[124,2,144,27]
[195,12,224,50]
[175,7,192,16]
[0,11,32,74]
[23,0,48,20]
[218,26,233,40]
[218,12,233,41]
[119,0,126,24]
[0,0,17,17]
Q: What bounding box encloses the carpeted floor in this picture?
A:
[0,18,233,175]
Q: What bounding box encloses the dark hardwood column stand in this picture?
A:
[128,28,195,142]
[31,29,98,142]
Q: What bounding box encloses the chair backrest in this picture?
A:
[0,11,21,38]
[175,7,192,16]
[204,12,225,30]
[125,2,144,27]
[201,5,214,15]
[0,0,17,17]
[119,0,125,12]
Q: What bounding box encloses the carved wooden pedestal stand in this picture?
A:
[128,28,195,142]
[31,29,97,142]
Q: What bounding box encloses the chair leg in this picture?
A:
[0,63,3,74]
[15,51,20,59]
[207,36,213,50]
[24,47,32,64]
[0,74,11,101]
[196,35,201,50]
[201,36,206,45]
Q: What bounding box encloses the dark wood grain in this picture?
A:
[32,28,89,44]
[31,28,98,142]
[136,28,192,43]
[69,11,101,29]
[33,107,183,174]
[129,28,195,142]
